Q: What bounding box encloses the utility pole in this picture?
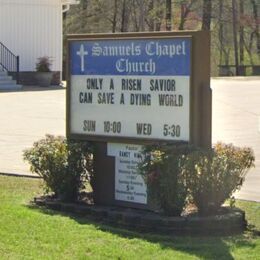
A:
[232,0,239,75]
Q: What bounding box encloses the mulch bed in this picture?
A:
[34,193,247,236]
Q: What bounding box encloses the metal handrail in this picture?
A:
[0,42,20,84]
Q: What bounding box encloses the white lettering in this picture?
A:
[116,59,155,74]
[145,41,187,58]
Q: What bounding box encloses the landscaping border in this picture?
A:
[34,197,246,235]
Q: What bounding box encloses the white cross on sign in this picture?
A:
[76,44,88,72]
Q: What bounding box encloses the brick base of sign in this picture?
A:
[34,197,247,235]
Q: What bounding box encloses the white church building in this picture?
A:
[0,0,78,88]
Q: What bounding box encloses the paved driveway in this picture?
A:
[0,87,65,176]
[212,77,260,202]
[0,78,259,201]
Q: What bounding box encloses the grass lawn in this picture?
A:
[0,175,260,260]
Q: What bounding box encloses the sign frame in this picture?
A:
[66,32,201,145]
[66,31,211,209]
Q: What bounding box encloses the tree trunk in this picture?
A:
[202,0,212,31]
[179,3,191,30]
[218,0,224,65]
[155,1,163,31]
[121,0,129,32]
[112,0,118,33]
[178,1,197,31]
[165,0,172,31]
[147,0,155,31]
[80,0,88,31]
[244,32,255,65]
[179,4,185,30]
[239,0,244,65]
[232,0,239,75]
[138,0,145,31]
[251,0,260,57]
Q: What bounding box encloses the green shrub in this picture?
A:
[140,145,193,216]
[23,135,93,201]
[140,143,254,216]
[183,143,255,215]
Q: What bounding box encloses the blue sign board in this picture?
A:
[70,38,191,76]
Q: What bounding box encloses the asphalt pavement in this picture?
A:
[212,77,260,202]
[0,78,259,201]
[0,86,65,176]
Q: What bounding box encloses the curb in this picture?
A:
[211,76,260,81]
[0,172,42,179]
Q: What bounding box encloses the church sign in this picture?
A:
[67,32,211,208]
[68,35,191,142]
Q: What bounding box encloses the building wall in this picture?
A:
[0,0,63,72]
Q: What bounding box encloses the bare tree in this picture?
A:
[166,0,172,31]
[251,0,260,57]
[232,0,239,75]
[218,0,224,64]
[112,0,119,32]
[202,0,212,31]
[177,0,199,30]
[154,0,165,31]
[80,0,88,31]
[145,0,164,31]
[138,0,145,31]
[147,0,155,31]
[239,0,244,65]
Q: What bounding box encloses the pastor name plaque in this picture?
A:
[107,143,146,204]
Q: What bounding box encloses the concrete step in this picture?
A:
[0,79,16,85]
[0,84,22,90]
[0,76,13,81]
[0,71,22,90]
[0,71,8,76]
